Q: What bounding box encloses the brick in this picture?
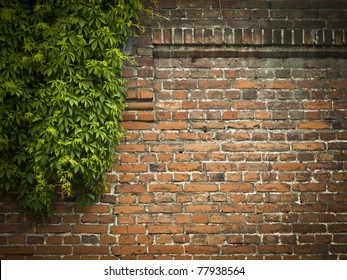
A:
[205,162,236,171]
[292,204,327,212]
[168,163,201,171]
[222,224,256,233]
[0,246,35,255]
[227,121,260,129]
[149,245,184,254]
[110,225,146,234]
[330,245,347,253]
[256,183,290,192]
[118,235,136,245]
[199,101,231,109]
[220,183,254,192]
[292,183,326,192]
[234,101,266,109]
[73,246,109,255]
[72,225,107,234]
[222,245,257,254]
[163,80,197,90]
[328,204,347,213]
[221,205,255,213]
[185,205,219,213]
[185,245,220,254]
[75,205,109,213]
[293,224,326,233]
[222,112,237,120]
[156,122,187,130]
[256,143,290,151]
[262,122,296,130]
[258,245,292,254]
[272,163,306,171]
[36,225,70,234]
[112,246,146,256]
[198,80,230,89]
[303,101,332,109]
[257,204,291,213]
[8,235,26,244]
[184,184,218,192]
[60,234,79,244]
[148,226,183,234]
[113,164,148,173]
[238,163,269,171]
[298,122,330,129]
[258,224,291,233]
[149,184,182,192]
[234,80,295,89]
[292,142,326,151]
[185,225,219,234]
[113,206,145,214]
[148,205,182,213]
[184,143,219,152]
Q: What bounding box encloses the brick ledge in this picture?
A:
[153,45,347,58]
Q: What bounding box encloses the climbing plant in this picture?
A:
[0,0,145,215]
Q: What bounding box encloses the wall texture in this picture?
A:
[1,0,347,259]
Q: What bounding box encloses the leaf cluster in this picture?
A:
[0,0,144,215]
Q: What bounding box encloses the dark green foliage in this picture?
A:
[0,0,144,215]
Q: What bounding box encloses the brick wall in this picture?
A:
[1,0,347,260]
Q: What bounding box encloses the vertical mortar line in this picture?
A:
[332,29,336,45]
[343,29,346,45]
[218,0,224,22]
[171,27,174,45]
[231,28,235,45]
[262,28,265,45]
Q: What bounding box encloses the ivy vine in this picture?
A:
[0,0,145,215]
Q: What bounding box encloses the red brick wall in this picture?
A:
[1,0,347,260]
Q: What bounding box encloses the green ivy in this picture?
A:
[0,0,145,215]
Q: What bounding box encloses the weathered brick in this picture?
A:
[220,183,254,192]
[258,245,293,254]
[185,205,219,213]
[110,225,146,234]
[293,224,327,233]
[148,226,183,234]
[272,163,306,171]
[185,245,220,254]
[256,183,290,192]
[221,205,255,213]
[168,163,202,171]
[112,246,147,256]
[222,245,257,254]
[185,225,219,234]
[149,245,184,254]
[73,246,109,255]
[113,206,145,214]
[0,246,35,255]
[184,143,219,152]
[184,184,218,192]
[298,121,330,129]
[292,142,326,151]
